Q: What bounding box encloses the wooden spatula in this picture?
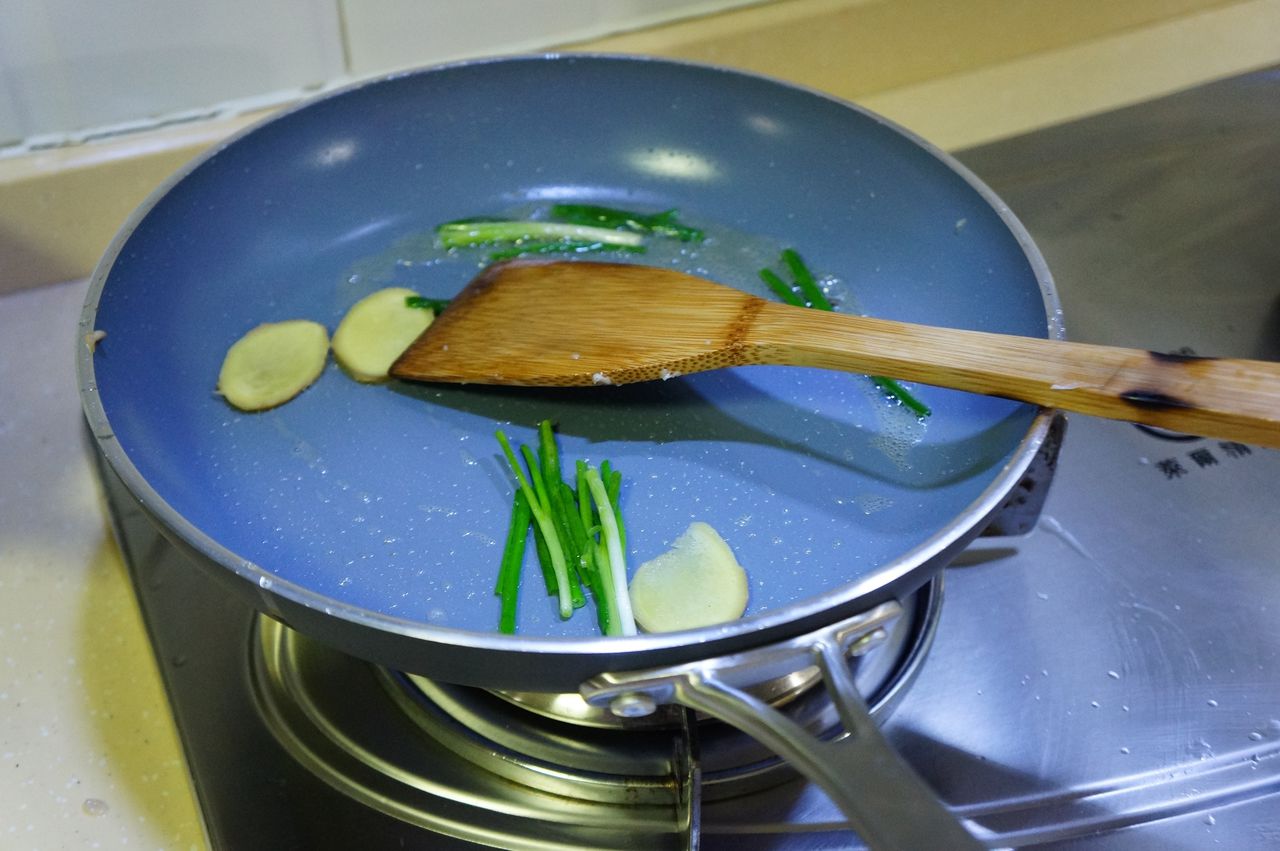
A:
[390,260,1280,448]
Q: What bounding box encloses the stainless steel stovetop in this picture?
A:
[99,69,1280,849]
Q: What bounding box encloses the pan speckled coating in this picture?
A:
[78,55,1059,690]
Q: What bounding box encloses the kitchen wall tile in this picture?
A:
[0,0,345,141]
[0,0,759,144]
[338,0,762,77]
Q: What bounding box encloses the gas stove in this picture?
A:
[96,68,1280,849]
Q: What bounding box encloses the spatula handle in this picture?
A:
[753,303,1280,448]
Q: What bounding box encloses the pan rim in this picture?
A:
[77,51,1063,659]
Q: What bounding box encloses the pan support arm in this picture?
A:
[581,601,988,851]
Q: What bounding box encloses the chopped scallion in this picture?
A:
[405,295,450,313]
[872,376,933,418]
[759,268,803,307]
[761,249,931,418]
[495,490,531,634]
[486,239,645,262]
[549,203,705,242]
[584,466,637,636]
[781,248,833,311]
[493,422,634,635]
[496,430,575,618]
[437,220,645,249]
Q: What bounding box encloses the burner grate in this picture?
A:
[247,583,941,849]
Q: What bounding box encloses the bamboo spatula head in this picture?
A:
[389,260,769,386]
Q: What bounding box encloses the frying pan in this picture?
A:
[79,55,1058,846]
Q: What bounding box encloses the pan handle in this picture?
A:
[580,602,985,850]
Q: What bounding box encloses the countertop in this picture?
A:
[3,1,1279,847]
[1,279,203,848]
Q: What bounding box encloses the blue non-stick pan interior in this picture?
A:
[84,55,1055,640]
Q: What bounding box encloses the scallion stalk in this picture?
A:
[562,479,611,635]
[601,461,625,553]
[559,482,596,583]
[762,249,932,418]
[496,431,575,618]
[529,519,557,595]
[495,490,531,634]
[572,459,619,634]
[486,239,645,262]
[537,423,587,608]
[584,467,636,636]
[872,376,933,418]
[759,268,804,307]
[575,460,594,544]
[405,295,450,313]
[549,203,705,242]
[522,443,585,609]
[437,220,645,249]
[781,248,833,311]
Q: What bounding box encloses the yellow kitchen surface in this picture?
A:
[2,0,1279,847]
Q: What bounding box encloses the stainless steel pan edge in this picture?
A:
[76,52,1063,693]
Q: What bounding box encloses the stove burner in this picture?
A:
[92,69,1280,850]
[248,581,942,848]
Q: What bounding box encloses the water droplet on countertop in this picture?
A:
[82,798,109,816]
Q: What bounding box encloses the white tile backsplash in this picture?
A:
[0,0,761,144]
[338,0,758,77]
[0,0,345,143]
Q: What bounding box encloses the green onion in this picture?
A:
[781,248,833,311]
[872,376,933,418]
[761,249,931,418]
[486,239,645,262]
[537,422,586,609]
[493,422,645,634]
[437,220,645,249]
[520,444,551,513]
[574,464,617,636]
[592,538,618,636]
[758,268,803,307]
[601,461,625,553]
[549,203,705,242]
[559,482,596,584]
[529,519,557,595]
[522,443,585,609]
[496,430,575,618]
[584,466,636,636]
[405,295,450,313]
[490,423,640,635]
[538,420,564,514]
[575,460,594,547]
[495,490,531,634]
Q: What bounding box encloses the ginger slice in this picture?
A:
[332,287,435,382]
[217,320,329,411]
[629,521,748,632]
